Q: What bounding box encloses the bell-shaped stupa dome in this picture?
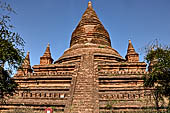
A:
[70,1,111,47]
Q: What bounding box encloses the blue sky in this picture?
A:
[6,0,170,66]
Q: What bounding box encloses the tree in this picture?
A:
[0,1,25,102]
[143,42,170,112]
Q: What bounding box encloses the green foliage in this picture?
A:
[0,37,24,72]
[0,1,25,71]
[0,67,18,100]
[98,45,105,48]
[105,103,112,109]
[105,100,120,110]
[0,1,25,102]
[98,66,101,71]
[143,42,170,111]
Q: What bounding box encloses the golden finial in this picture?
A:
[88,1,92,8]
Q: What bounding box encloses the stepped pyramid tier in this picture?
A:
[55,1,124,64]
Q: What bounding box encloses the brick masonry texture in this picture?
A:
[0,1,155,113]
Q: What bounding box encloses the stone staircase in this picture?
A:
[70,54,99,113]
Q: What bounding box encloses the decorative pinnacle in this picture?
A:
[42,43,51,57]
[127,40,135,53]
[47,43,50,47]
[24,51,30,65]
[128,40,134,49]
[88,1,92,8]
[26,51,30,59]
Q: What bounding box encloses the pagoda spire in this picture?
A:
[40,43,53,65]
[88,1,92,8]
[70,1,111,47]
[127,40,136,54]
[125,40,139,62]
[43,43,51,57]
[16,51,32,76]
[24,51,30,65]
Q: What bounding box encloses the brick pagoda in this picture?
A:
[1,1,154,113]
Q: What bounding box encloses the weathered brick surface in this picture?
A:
[70,53,98,113]
[0,1,157,113]
[70,1,111,47]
